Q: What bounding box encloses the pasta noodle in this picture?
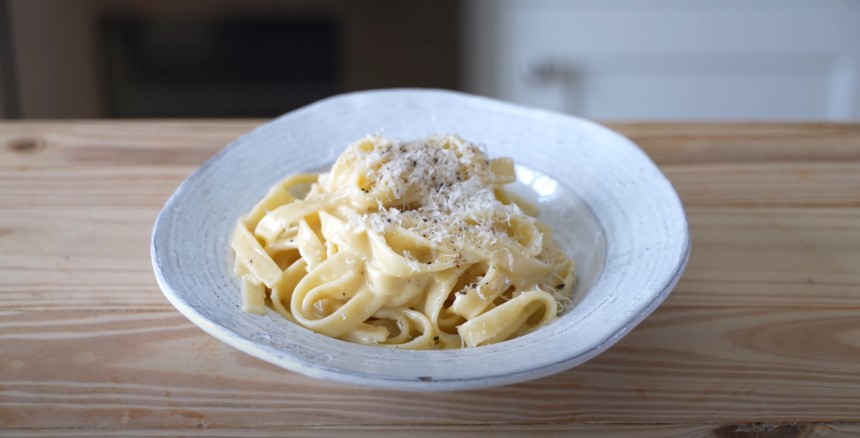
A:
[231,135,575,349]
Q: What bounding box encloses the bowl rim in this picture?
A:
[151,88,690,391]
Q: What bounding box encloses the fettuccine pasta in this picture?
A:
[231,135,575,349]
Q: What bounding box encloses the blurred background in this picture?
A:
[0,0,858,121]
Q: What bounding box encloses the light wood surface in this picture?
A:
[1,122,859,436]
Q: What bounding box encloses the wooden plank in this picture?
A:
[2,423,859,437]
[1,307,859,428]
[4,162,859,210]
[0,423,794,437]
[672,207,860,307]
[4,161,859,210]
[2,122,860,433]
[665,162,860,208]
[0,166,196,209]
[607,123,860,165]
[1,122,859,311]
[619,123,860,208]
[2,123,860,209]
[0,120,256,168]
[0,207,164,311]
[1,205,857,311]
[3,122,859,169]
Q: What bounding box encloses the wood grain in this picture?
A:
[1,121,860,434]
[2,306,859,429]
[2,123,859,311]
[6,423,859,438]
[610,123,860,165]
[1,205,858,311]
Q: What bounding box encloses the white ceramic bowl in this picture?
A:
[151,89,689,391]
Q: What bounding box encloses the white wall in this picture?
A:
[463,0,860,121]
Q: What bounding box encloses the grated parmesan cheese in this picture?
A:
[340,135,540,259]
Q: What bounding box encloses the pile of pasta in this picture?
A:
[232,135,574,349]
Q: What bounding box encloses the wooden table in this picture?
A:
[2,122,859,436]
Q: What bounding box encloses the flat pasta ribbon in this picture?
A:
[231,135,575,349]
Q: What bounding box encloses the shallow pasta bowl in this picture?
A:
[151,89,690,391]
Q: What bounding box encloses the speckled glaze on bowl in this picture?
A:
[151,89,689,391]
